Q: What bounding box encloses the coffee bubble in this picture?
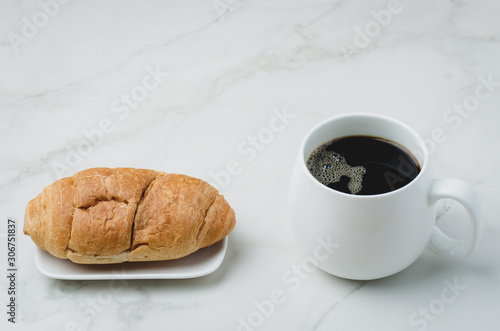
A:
[306,143,365,195]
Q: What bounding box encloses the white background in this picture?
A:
[1,0,499,330]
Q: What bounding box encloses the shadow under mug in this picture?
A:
[288,113,483,280]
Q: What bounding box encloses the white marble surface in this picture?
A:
[1,0,500,330]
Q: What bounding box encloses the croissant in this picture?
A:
[23,168,236,264]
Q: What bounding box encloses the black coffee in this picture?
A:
[306,135,420,195]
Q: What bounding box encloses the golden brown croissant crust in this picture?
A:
[23,168,236,264]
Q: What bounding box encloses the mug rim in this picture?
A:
[299,112,429,198]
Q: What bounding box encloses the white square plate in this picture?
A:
[35,237,228,280]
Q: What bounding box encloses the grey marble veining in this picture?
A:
[1,0,499,330]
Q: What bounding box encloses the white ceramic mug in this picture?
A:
[288,113,483,280]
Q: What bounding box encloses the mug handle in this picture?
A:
[428,178,483,259]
